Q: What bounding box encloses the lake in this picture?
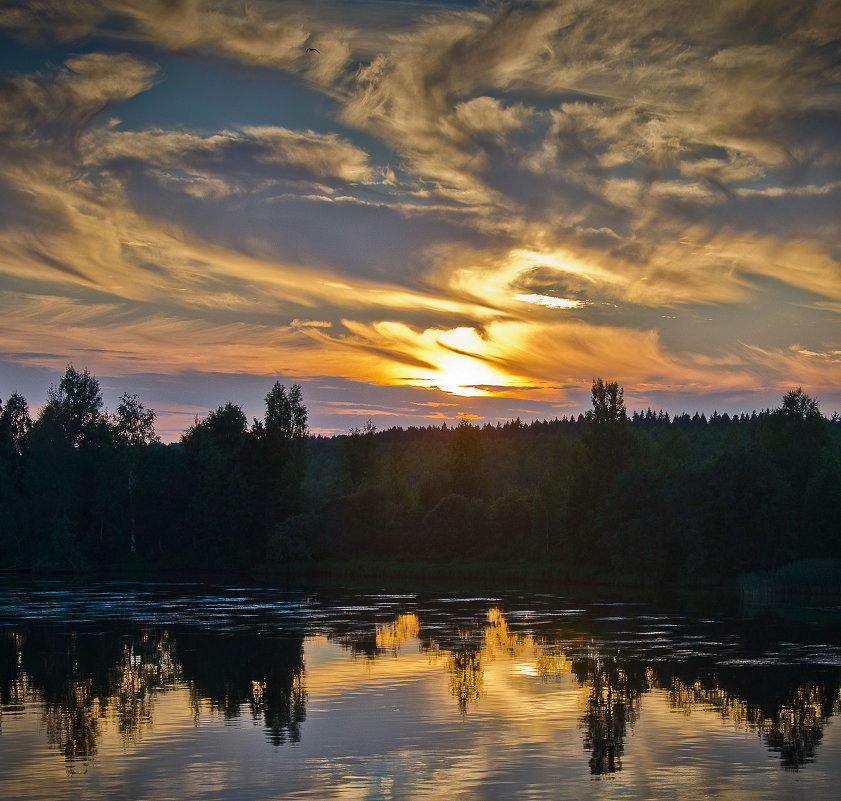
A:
[1,578,841,800]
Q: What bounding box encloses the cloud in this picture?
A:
[302,30,353,84]
[119,0,308,64]
[82,124,375,187]
[0,0,311,66]
[341,9,538,203]
[0,52,158,142]
[0,0,839,431]
[740,342,841,395]
[284,315,750,400]
[241,126,373,182]
[453,96,529,135]
[291,319,332,330]
[0,0,107,41]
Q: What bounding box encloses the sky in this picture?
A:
[0,0,839,439]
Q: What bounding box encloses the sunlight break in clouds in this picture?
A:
[512,295,584,310]
[0,0,839,433]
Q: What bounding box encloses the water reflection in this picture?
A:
[447,648,483,712]
[1,582,841,782]
[375,613,420,652]
[1,623,307,769]
[573,654,647,774]
[1,627,177,769]
[177,631,306,745]
[667,670,841,769]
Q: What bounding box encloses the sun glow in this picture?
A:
[512,293,584,309]
[418,326,520,397]
[432,354,500,396]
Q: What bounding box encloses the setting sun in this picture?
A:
[386,326,527,397]
[430,353,501,396]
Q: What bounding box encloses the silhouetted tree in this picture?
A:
[250,382,310,557]
[490,490,532,557]
[423,493,487,560]
[565,379,634,567]
[22,366,114,567]
[0,392,31,457]
[448,418,482,497]
[3,367,838,577]
[586,378,626,426]
[42,364,106,448]
[264,382,308,439]
[779,387,821,420]
[0,392,32,563]
[181,403,252,566]
[339,418,379,487]
[760,388,830,507]
[114,393,158,446]
[111,393,158,554]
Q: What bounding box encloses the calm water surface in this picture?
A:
[2,579,841,800]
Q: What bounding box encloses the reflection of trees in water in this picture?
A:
[571,654,649,775]
[1,624,306,766]
[763,684,833,769]
[441,607,531,713]
[329,607,527,713]
[572,658,841,774]
[325,606,841,772]
[0,627,176,770]
[42,678,101,768]
[447,648,483,712]
[167,631,307,746]
[0,631,26,735]
[248,669,307,746]
[376,613,420,653]
[3,607,841,774]
[111,630,182,742]
[433,607,841,775]
[326,609,488,713]
[665,667,841,769]
[5,627,182,770]
[331,612,422,659]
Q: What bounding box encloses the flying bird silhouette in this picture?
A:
[306,48,319,53]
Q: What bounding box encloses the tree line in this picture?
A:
[1,366,840,580]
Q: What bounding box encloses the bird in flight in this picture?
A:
[306,47,319,53]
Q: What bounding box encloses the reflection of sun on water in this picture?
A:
[535,652,573,677]
[367,609,579,715]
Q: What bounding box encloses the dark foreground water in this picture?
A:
[2,580,841,800]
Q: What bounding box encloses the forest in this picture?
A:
[1,365,840,582]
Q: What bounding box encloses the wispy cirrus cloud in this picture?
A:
[0,0,839,433]
[330,0,841,323]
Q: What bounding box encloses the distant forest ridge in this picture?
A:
[1,366,840,581]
